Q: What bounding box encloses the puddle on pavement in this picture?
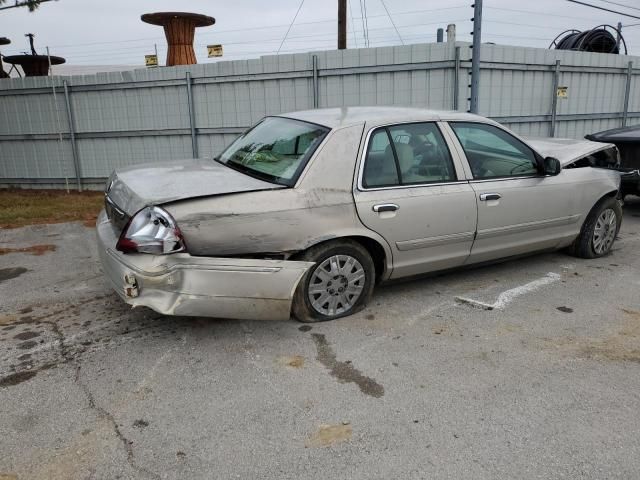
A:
[0,267,28,284]
[305,423,352,448]
[0,244,56,256]
[13,331,40,341]
[17,341,38,350]
[276,355,304,368]
[311,333,384,398]
[0,369,37,387]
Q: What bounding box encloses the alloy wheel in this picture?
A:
[307,254,366,316]
[592,208,617,255]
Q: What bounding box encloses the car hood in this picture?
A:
[523,137,615,167]
[106,159,284,215]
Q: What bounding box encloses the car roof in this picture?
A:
[585,124,640,144]
[278,106,497,129]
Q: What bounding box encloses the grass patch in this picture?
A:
[0,189,104,229]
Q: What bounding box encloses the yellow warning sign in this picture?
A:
[207,45,223,57]
[557,86,568,99]
[145,55,158,67]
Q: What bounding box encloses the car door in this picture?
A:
[444,121,580,264]
[353,121,477,279]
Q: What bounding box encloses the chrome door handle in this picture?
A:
[479,193,501,201]
[372,203,399,213]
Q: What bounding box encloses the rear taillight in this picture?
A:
[116,206,186,254]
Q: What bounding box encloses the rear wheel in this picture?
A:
[569,196,622,258]
[292,240,375,322]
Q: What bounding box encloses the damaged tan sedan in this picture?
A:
[98,107,622,322]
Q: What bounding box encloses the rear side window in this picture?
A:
[362,122,456,188]
[218,117,329,186]
[362,129,399,188]
[450,122,538,179]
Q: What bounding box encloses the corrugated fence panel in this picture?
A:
[76,135,194,177]
[71,85,189,133]
[2,139,73,178]
[1,41,640,188]
[0,91,69,135]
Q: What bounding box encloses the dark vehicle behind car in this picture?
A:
[586,125,640,198]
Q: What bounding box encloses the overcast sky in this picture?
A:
[1,0,639,66]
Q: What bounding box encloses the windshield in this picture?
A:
[216,117,329,186]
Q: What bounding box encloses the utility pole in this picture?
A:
[338,0,347,50]
[469,0,483,114]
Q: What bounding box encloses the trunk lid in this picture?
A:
[105,159,284,215]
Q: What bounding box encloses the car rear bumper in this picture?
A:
[96,210,313,320]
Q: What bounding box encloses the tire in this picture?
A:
[569,196,622,259]
[292,240,375,322]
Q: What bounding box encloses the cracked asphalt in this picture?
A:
[1,198,640,480]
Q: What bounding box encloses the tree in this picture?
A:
[0,0,56,12]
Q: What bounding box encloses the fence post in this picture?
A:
[469,0,483,113]
[62,80,82,192]
[453,46,460,110]
[186,72,198,158]
[550,60,561,138]
[622,61,632,127]
[312,55,319,108]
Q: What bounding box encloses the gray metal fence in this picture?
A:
[1,41,639,189]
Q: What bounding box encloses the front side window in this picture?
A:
[450,122,539,179]
[217,117,329,186]
[362,122,457,188]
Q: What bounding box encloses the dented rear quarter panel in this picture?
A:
[163,124,394,273]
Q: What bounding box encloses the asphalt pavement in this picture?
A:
[1,198,639,480]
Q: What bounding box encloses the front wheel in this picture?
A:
[292,240,375,322]
[570,196,622,259]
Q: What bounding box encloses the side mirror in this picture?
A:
[543,157,561,176]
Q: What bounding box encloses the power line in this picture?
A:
[358,0,367,47]
[348,0,358,48]
[379,0,404,45]
[484,5,617,22]
[52,20,465,60]
[566,0,640,20]
[594,0,640,12]
[3,5,469,53]
[1,21,441,57]
[46,27,450,64]
[277,0,305,54]
[362,0,370,47]
[483,19,603,30]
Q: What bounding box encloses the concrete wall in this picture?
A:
[1,41,639,189]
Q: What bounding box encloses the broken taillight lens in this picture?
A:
[116,206,186,254]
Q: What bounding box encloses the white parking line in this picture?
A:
[455,272,562,311]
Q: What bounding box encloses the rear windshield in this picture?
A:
[216,117,329,186]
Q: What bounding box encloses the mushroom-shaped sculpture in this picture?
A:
[0,37,10,78]
[141,12,215,66]
[3,53,65,77]
[3,34,65,77]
